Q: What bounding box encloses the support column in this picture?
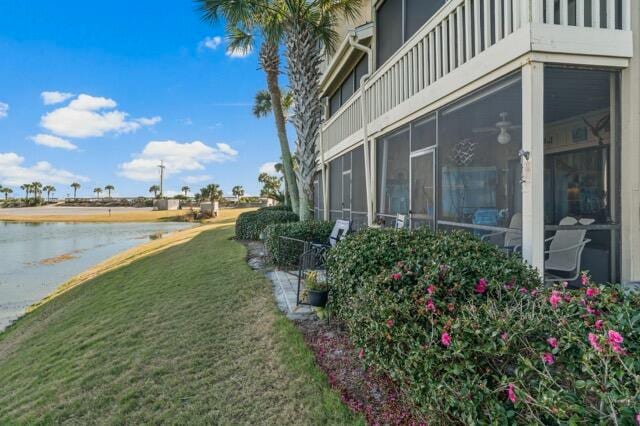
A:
[521,61,545,275]
[620,4,640,281]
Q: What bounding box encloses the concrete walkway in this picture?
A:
[267,270,315,319]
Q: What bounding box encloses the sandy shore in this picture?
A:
[0,206,191,222]
[26,208,253,313]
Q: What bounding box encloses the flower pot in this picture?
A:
[308,289,328,307]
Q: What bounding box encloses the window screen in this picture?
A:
[351,145,367,213]
[329,91,341,117]
[405,0,446,39]
[377,127,410,215]
[376,0,403,68]
[340,73,355,105]
[354,55,369,91]
[411,114,437,151]
[329,158,343,214]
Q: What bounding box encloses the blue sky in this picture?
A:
[0,0,287,197]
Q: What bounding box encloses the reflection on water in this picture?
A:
[0,221,196,332]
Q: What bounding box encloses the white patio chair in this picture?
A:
[395,213,407,230]
[544,217,594,283]
[481,212,522,251]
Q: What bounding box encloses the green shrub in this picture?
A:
[264,220,334,267]
[327,228,640,423]
[258,205,291,212]
[235,209,298,240]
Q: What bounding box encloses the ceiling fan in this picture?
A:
[473,112,521,145]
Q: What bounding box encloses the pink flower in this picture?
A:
[636,413,640,425]
[503,283,514,290]
[500,332,509,342]
[426,285,436,294]
[562,281,569,288]
[386,319,395,328]
[391,273,402,281]
[549,290,563,309]
[547,337,558,349]
[519,287,528,294]
[358,348,365,359]
[475,278,488,294]
[586,287,600,297]
[588,333,602,352]
[425,299,436,312]
[542,352,555,365]
[580,273,589,286]
[595,319,604,330]
[441,332,451,347]
[506,383,517,403]
[607,330,623,345]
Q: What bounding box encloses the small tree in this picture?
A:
[70,182,81,200]
[181,186,190,197]
[232,185,245,203]
[258,172,283,202]
[104,185,115,199]
[149,185,160,198]
[31,182,43,203]
[93,187,103,199]
[1,187,13,200]
[43,185,56,202]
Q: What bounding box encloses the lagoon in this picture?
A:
[0,221,196,332]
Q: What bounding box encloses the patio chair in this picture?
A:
[395,214,407,230]
[295,220,352,305]
[481,212,522,251]
[544,217,593,283]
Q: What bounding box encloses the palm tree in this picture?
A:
[253,89,293,120]
[232,185,245,203]
[93,187,103,199]
[181,186,190,197]
[70,182,81,200]
[31,182,43,203]
[43,185,56,202]
[149,185,160,198]
[20,184,31,201]
[201,184,223,202]
[0,187,13,200]
[104,185,115,199]
[199,0,301,215]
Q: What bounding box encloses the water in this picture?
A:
[0,221,196,332]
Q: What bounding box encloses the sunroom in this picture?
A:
[316,0,638,284]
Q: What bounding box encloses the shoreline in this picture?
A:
[0,209,192,223]
[2,208,253,333]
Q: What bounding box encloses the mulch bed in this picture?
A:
[294,318,428,426]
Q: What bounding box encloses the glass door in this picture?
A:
[410,149,436,230]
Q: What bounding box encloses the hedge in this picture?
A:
[235,208,299,240]
[264,220,334,267]
[326,228,639,423]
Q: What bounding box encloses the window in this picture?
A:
[411,114,436,152]
[328,55,369,118]
[377,127,410,217]
[376,0,446,67]
[328,148,366,225]
[329,157,343,220]
[351,146,367,228]
[438,74,522,242]
[313,173,324,220]
[543,67,620,283]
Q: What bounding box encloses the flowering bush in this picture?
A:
[327,228,640,423]
[263,220,334,267]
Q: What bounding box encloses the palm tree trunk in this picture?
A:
[260,42,299,214]
[284,23,322,221]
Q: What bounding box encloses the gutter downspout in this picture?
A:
[348,32,374,226]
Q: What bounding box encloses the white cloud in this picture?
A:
[40,94,160,138]
[226,45,252,58]
[118,140,238,182]
[30,134,78,150]
[0,102,8,119]
[259,161,280,176]
[201,36,223,50]
[41,91,75,105]
[0,152,88,187]
[184,175,212,184]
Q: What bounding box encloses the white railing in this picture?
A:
[321,0,631,154]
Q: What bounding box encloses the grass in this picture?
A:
[0,221,362,424]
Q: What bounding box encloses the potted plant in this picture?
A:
[304,271,328,307]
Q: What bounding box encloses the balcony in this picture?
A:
[321,0,633,156]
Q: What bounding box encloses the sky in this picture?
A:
[0,0,288,198]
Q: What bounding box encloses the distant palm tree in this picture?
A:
[70,182,81,200]
[20,184,31,201]
[31,182,43,203]
[104,185,115,199]
[93,187,103,199]
[200,183,223,202]
[232,185,245,203]
[0,187,12,200]
[181,186,190,197]
[149,185,160,198]
[43,185,56,202]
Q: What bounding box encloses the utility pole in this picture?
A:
[158,161,166,198]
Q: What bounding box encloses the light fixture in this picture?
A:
[496,112,512,145]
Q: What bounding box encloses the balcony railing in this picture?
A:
[321,0,632,154]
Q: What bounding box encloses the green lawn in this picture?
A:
[0,224,362,425]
